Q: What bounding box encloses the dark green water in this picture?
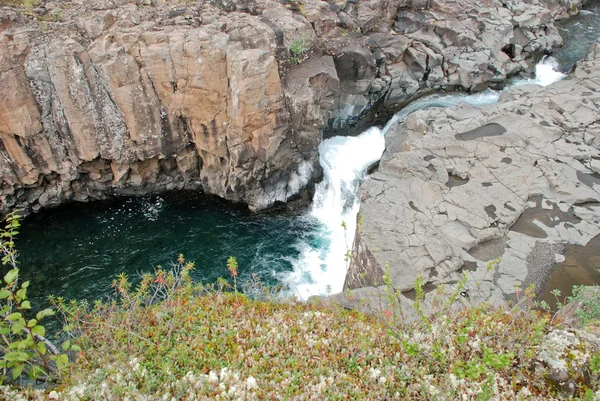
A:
[553,1,600,72]
[13,191,317,307]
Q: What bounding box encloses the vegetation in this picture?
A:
[567,285,600,329]
[0,213,74,385]
[289,38,310,65]
[0,0,38,7]
[0,215,598,400]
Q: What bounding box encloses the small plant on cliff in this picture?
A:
[289,38,310,64]
[0,212,74,384]
[566,285,600,328]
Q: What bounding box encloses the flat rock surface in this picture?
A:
[334,40,600,314]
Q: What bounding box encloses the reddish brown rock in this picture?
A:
[0,0,584,215]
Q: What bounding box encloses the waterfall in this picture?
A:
[530,56,566,86]
[282,56,567,300]
[280,128,385,299]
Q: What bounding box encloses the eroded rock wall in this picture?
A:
[0,1,329,213]
[0,0,584,215]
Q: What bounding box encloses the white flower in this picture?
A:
[208,371,219,384]
[518,387,531,398]
[246,376,258,390]
[367,368,381,381]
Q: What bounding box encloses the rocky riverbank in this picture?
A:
[324,39,600,316]
[0,0,584,215]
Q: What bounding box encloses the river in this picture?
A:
[14,2,600,307]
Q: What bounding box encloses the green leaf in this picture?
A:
[0,289,10,299]
[55,353,69,370]
[11,322,25,335]
[36,308,54,320]
[5,312,21,321]
[29,364,42,381]
[12,363,24,380]
[37,342,47,356]
[4,351,29,362]
[4,269,18,285]
[27,319,37,328]
[31,325,45,337]
[15,289,26,302]
[20,300,31,310]
[21,281,29,289]
[70,344,81,352]
[62,339,70,351]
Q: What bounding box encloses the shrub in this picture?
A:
[567,285,600,327]
[289,38,310,64]
[0,213,74,384]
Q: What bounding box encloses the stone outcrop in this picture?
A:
[0,0,585,215]
[331,40,600,315]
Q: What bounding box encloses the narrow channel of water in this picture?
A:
[13,3,600,305]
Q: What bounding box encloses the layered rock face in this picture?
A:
[334,40,600,316]
[0,0,332,214]
[0,0,583,215]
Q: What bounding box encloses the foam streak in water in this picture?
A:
[531,56,566,86]
[282,127,385,299]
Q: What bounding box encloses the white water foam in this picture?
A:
[281,127,385,299]
[530,56,566,86]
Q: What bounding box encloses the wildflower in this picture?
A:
[246,376,258,390]
[208,371,219,384]
[227,256,238,278]
[367,367,381,381]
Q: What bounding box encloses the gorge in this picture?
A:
[1,0,599,309]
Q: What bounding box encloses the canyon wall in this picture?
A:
[0,0,583,215]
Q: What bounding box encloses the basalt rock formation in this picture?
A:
[330,39,600,316]
[0,0,584,215]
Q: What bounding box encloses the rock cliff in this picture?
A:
[332,39,600,316]
[0,0,583,215]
